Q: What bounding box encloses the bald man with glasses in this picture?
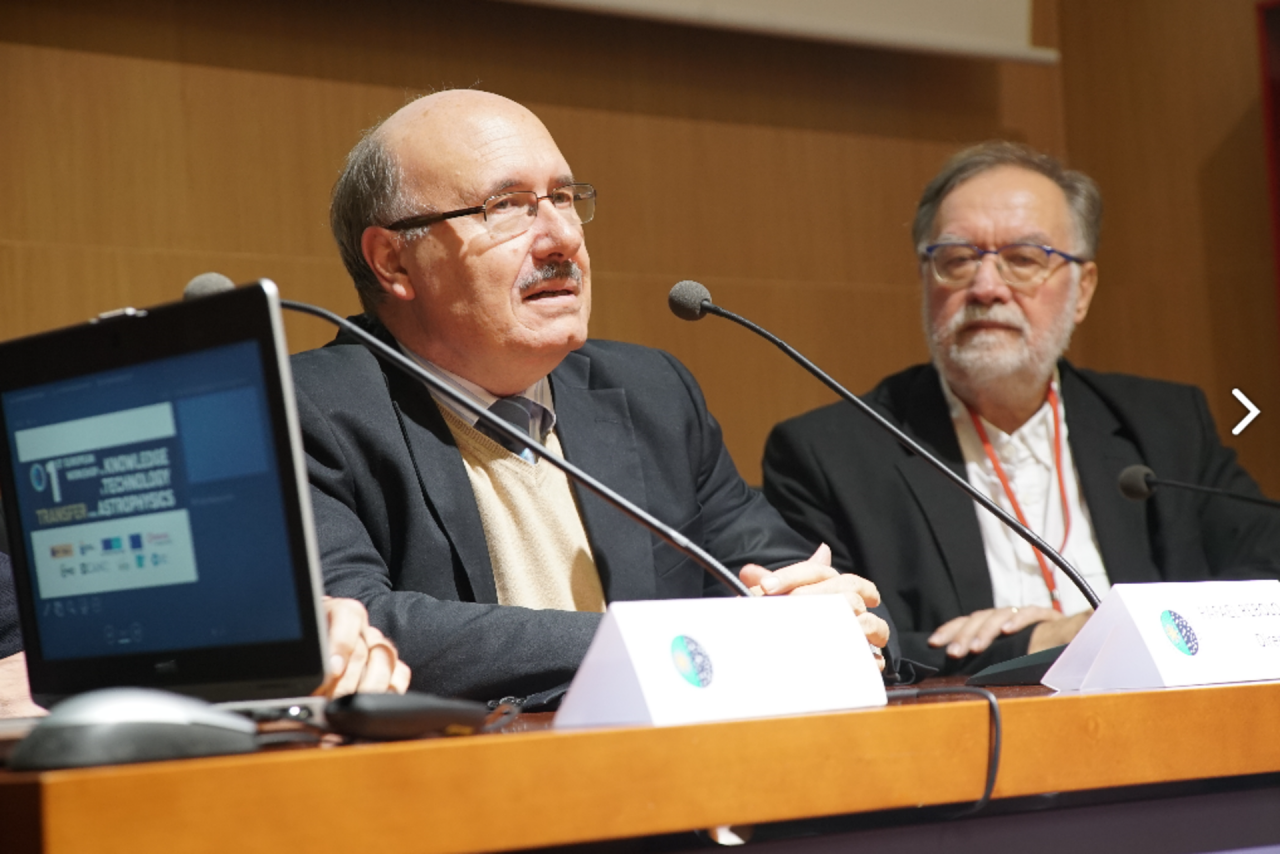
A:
[763,141,1280,676]
[293,90,901,706]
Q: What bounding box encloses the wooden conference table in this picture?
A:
[2,679,1279,854]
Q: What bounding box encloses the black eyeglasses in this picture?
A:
[384,183,596,240]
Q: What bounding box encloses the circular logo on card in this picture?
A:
[1160,610,1199,656]
[671,635,713,688]
[30,463,46,492]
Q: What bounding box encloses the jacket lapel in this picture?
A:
[550,351,656,603]
[895,368,995,614]
[384,366,500,604]
[1059,364,1161,583]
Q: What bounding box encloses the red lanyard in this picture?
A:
[967,385,1069,613]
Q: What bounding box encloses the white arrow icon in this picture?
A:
[1232,388,1260,435]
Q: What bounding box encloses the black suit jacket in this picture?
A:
[0,552,18,660]
[292,331,829,701]
[763,361,1280,675]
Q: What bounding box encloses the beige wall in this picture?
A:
[0,0,1275,495]
[1058,0,1280,494]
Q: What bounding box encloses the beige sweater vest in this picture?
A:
[440,408,606,612]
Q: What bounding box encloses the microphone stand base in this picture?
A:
[965,644,1067,687]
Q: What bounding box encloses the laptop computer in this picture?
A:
[0,281,329,709]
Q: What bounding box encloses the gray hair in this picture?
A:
[329,127,418,314]
[912,140,1103,259]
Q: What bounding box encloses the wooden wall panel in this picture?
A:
[1058,0,1280,493]
[0,0,1065,486]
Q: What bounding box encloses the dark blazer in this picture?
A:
[0,552,19,660]
[292,330,825,702]
[763,361,1280,675]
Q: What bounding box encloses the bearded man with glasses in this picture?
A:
[763,141,1280,675]
[293,90,902,705]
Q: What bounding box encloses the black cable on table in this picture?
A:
[887,686,1002,816]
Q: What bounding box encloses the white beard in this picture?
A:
[926,273,1079,398]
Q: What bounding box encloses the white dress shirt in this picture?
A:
[940,374,1111,617]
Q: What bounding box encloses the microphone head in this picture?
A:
[1118,465,1157,501]
[668,280,712,321]
[184,272,236,301]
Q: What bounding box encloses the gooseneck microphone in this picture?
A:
[1118,464,1280,509]
[1116,465,1157,501]
[186,275,750,597]
[669,279,1101,609]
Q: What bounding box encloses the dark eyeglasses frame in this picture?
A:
[383,183,596,233]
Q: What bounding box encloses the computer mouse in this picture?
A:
[7,687,259,771]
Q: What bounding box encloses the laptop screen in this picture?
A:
[4,340,302,661]
[0,283,326,704]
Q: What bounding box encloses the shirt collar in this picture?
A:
[398,344,557,439]
[939,368,1063,469]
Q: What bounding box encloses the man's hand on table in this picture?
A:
[318,597,412,698]
[928,606,1092,659]
[739,544,890,671]
[1028,610,1091,654]
[0,598,410,718]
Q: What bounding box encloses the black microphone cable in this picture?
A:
[886,685,1002,816]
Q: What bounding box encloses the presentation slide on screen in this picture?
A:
[17,403,200,599]
[2,341,305,660]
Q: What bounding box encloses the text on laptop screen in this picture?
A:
[2,341,303,660]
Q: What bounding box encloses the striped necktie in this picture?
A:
[481,396,539,461]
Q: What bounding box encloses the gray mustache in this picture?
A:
[518,261,583,291]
